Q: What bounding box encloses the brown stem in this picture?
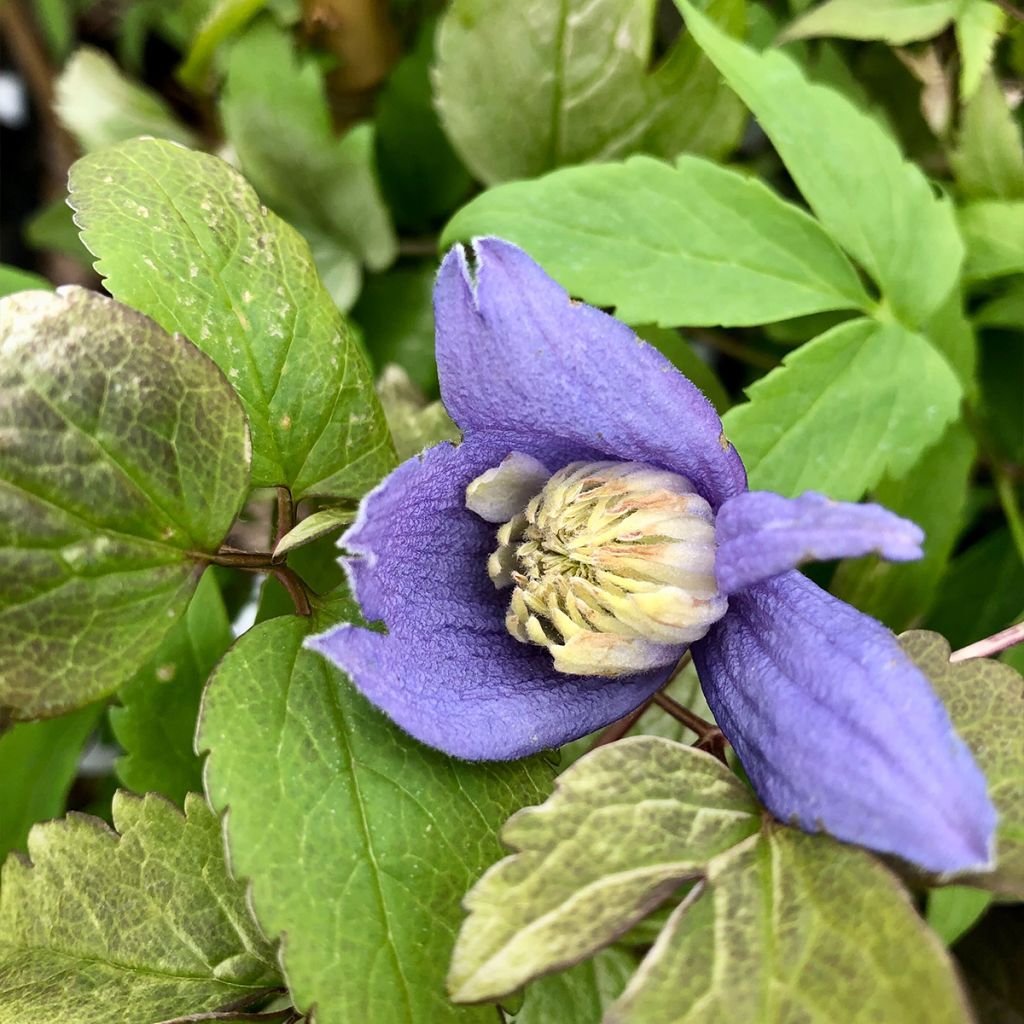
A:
[273,566,312,617]
[201,548,278,569]
[651,692,728,764]
[274,486,295,548]
[951,621,1024,663]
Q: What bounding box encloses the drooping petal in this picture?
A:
[307,432,672,760]
[692,572,996,874]
[714,490,925,595]
[434,239,746,509]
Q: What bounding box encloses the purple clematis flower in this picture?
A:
[309,238,996,875]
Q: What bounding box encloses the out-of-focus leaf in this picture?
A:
[24,198,91,264]
[721,318,963,500]
[633,325,730,414]
[33,0,75,61]
[960,201,1024,280]
[55,47,198,153]
[952,74,1024,201]
[606,829,972,1023]
[179,0,268,90]
[927,886,993,946]
[198,610,553,1024]
[783,0,959,45]
[0,265,50,297]
[901,630,1024,898]
[443,155,871,327]
[69,137,395,499]
[376,365,458,460]
[0,287,249,719]
[979,330,1024,462]
[956,2,1005,100]
[975,278,1024,327]
[954,906,1024,1022]
[109,571,233,806]
[831,421,975,632]
[0,793,280,1024]
[510,948,636,1024]
[0,703,103,861]
[924,286,978,396]
[680,0,964,326]
[448,737,759,1003]
[435,0,746,185]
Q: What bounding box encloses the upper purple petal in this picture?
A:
[715,490,925,595]
[693,571,996,874]
[434,238,746,509]
[307,432,673,759]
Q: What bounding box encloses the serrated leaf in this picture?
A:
[55,47,198,153]
[0,703,103,861]
[951,73,1024,200]
[721,317,963,500]
[783,0,959,45]
[435,0,746,185]
[959,200,1024,280]
[110,571,233,805]
[68,137,395,499]
[956,2,1004,100]
[679,0,964,326]
[606,828,972,1023]
[448,737,760,1003]
[443,154,871,327]
[0,792,280,1024]
[900,630,1024,897]
[197,610,553,1024]
[927,885,993,945]
[0,287,249,719]
[0,265,50,297]
[831,421,976,631]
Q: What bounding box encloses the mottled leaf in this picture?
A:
[0,287,249,719]
[951,73,1024,200]
[510,948,636,1024]
[68,137,395,498]
[959,200,1024,280]
[448,737,760,1003]
[0,792,280,1024]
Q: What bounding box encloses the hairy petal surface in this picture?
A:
[692,572,996,874]
[715,490,924,595]
[308,433,672,759]
[434,238,746,509]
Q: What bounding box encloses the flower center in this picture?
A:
[466,456,727,677]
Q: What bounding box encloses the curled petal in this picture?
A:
[434,238,746,509]
[693,572,995,874]
[308,433,672,759]
[715,490,924,595]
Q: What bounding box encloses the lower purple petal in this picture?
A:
[693,572,995,874]
[715,490,924,596]
[307,432,672,759]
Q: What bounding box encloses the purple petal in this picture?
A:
[434,239,746,509]
[693,572,996,874]
[307,432,672,759]
[715,491,925,595]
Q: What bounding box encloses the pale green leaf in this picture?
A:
[197,611,553,1024]
[831,421,976,631]
[178,0,268,90]
[55,47,198,153]
[68,137,395,499]
[110,571,233,805]
[679,0,964,326]
[606,829,972,1023]
[0,265,50,297]
[721,317,963,500]
[443,154,871,327]
[510,948,636,1024]
[376,365,459,460]
[900,630,1024,898]
[448,737,760,1003]
[951,73,1024,200]
[956,2,1005,100]
[0,703,103,861]
[0,287,249,719]
[435,0,746,185]
[783,0,959,44]
[959,200,1024,280]
[927,886,993,945]
[0,792,280,1024]
[273,506,354,558]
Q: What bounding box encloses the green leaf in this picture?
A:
[606,828,972,1023]
[376,365,459,461]
[273,506,353,558]
[179,0,269,90]
[0,265,50,297]
[510,948,636,1024]
[0,287,249,719]
[959,201,1024,280]
[951,73,1024,201]
[443,154,871,327]
[448,737,760,1003]
[197,611,553,1024]
[0,792,280,1024]
[109,571,233,805]
[900,630,1024,898]
[24,197,91,265]
[783,0,959,45]
[831,421,976,631]
[435,0,746,185]
[975,278,1024,328]
[55,47,198,153]
[927,886,993,945]
[220,20,396,280]
[679,0,964,326]
[68,137,395,499]
[721,317,963,500]
[955,2,1005,100]
[0,703,104,861]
